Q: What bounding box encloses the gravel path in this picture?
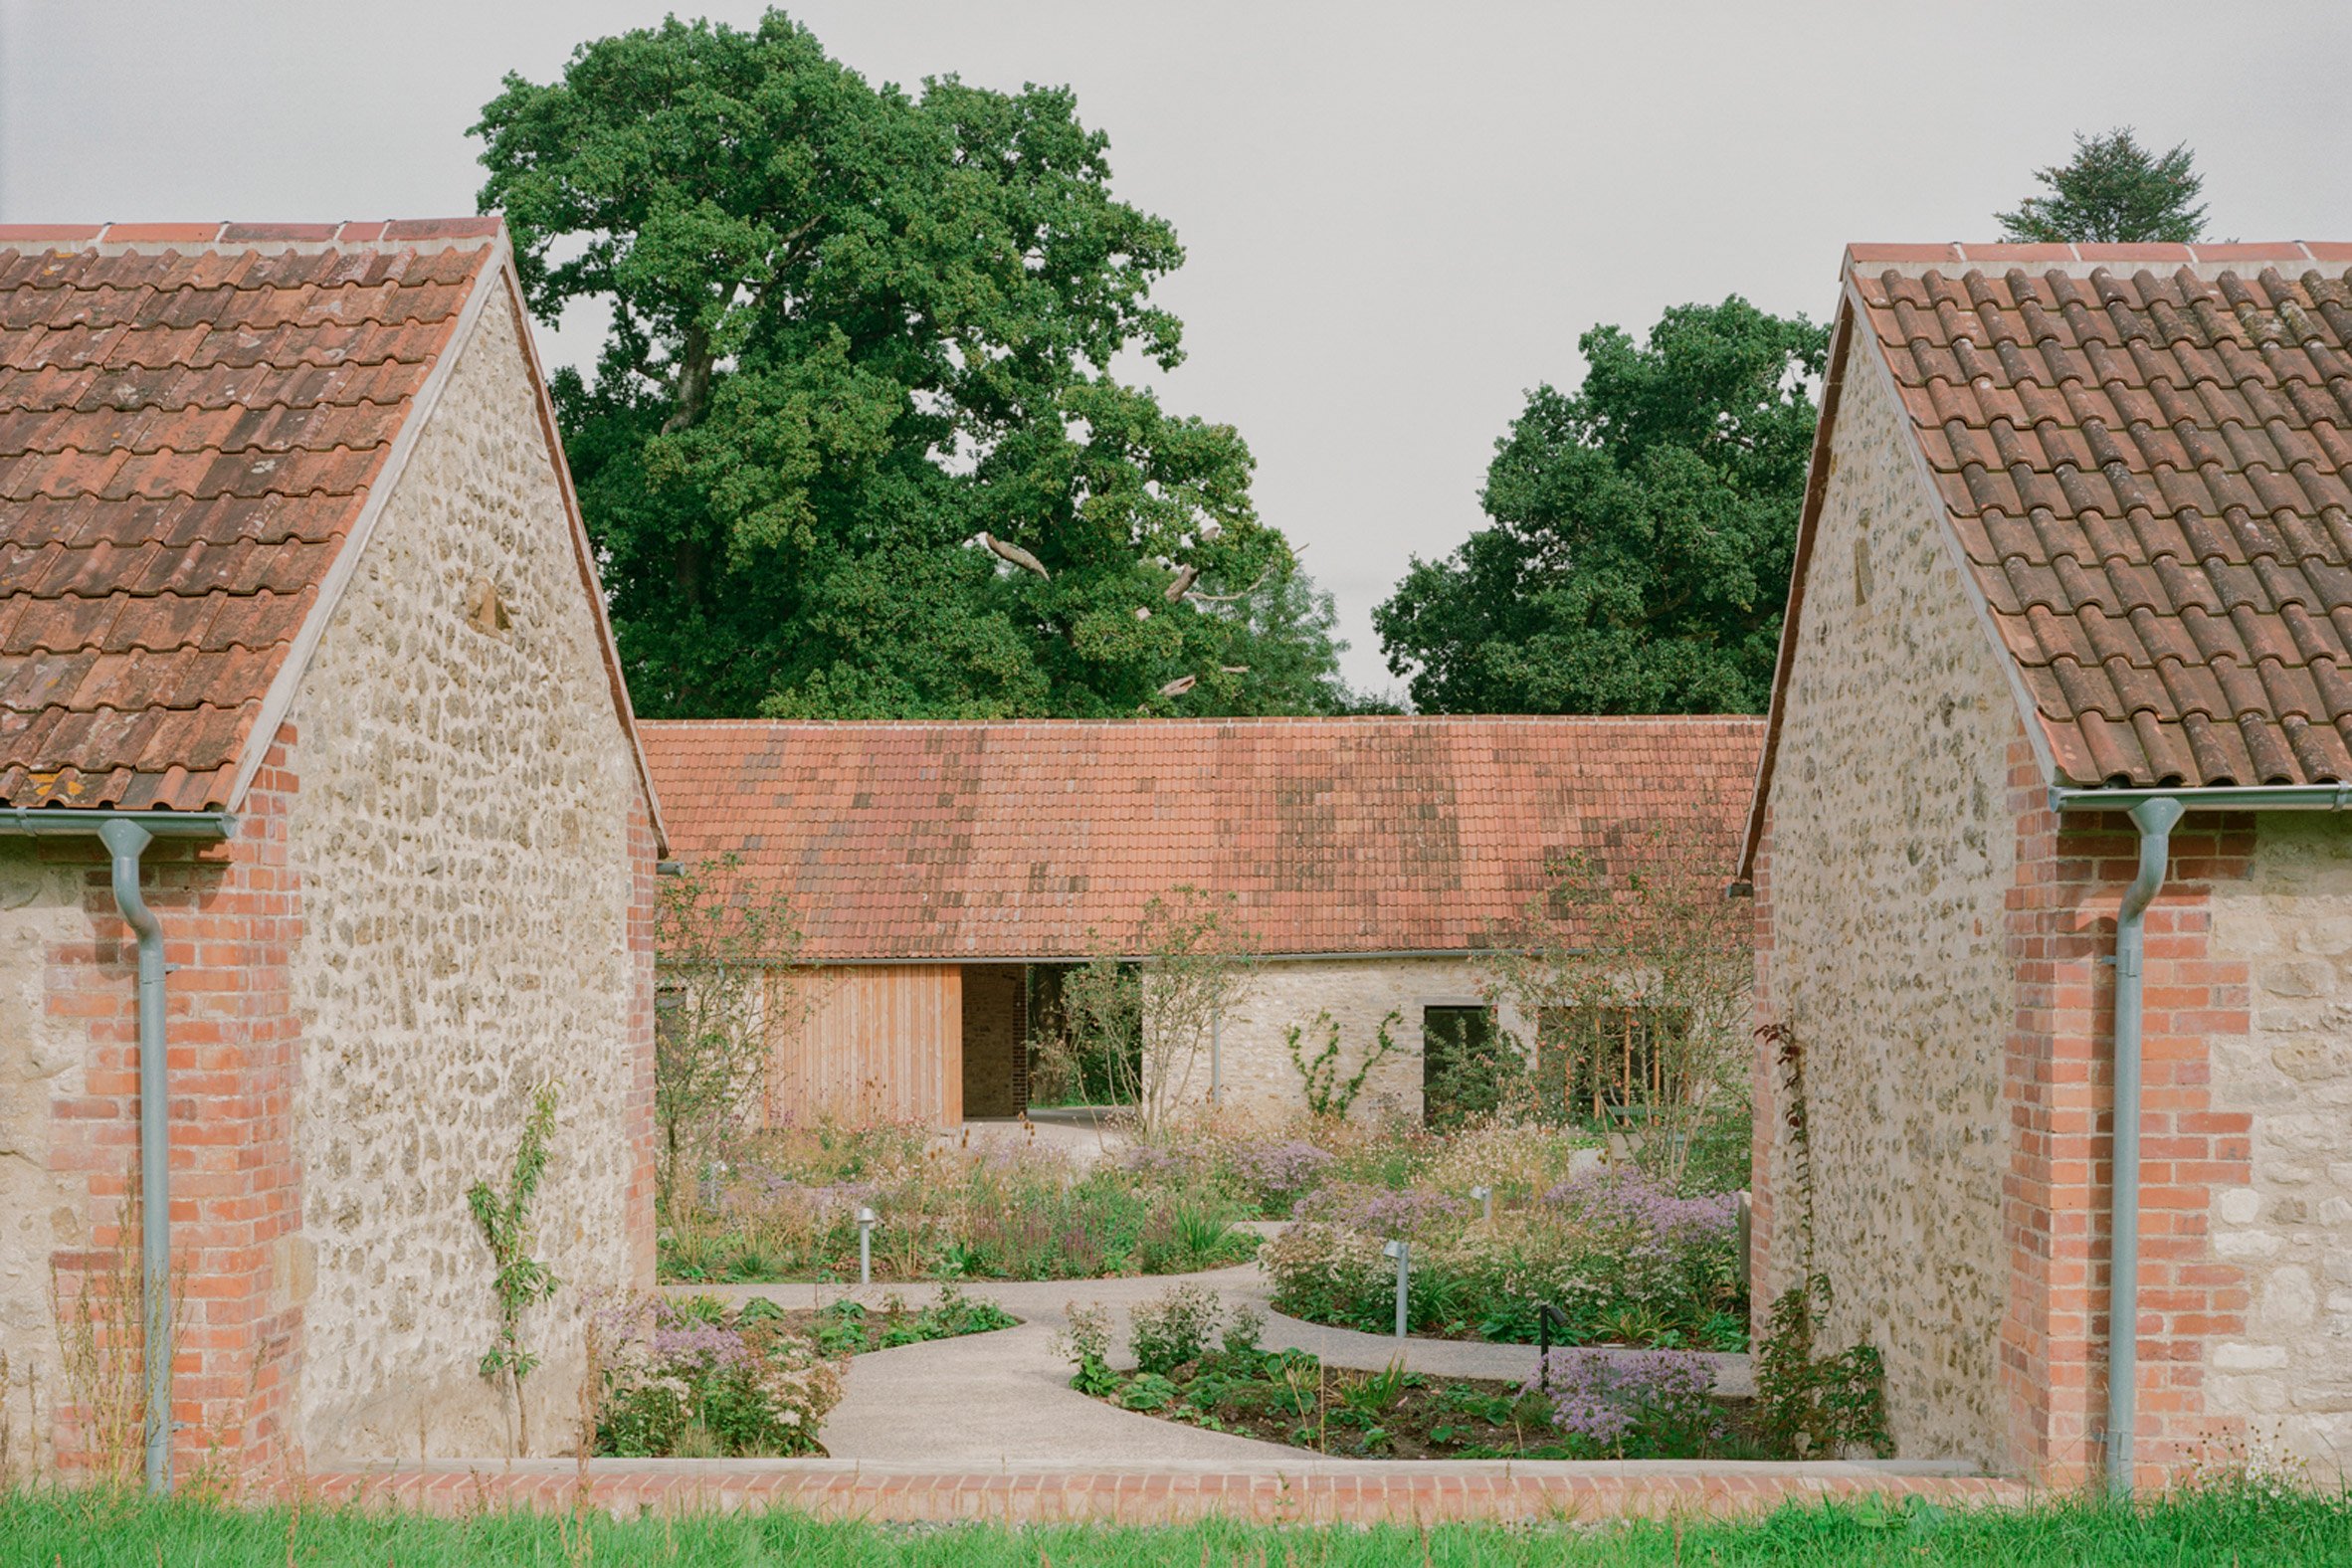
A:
[672,1238,1754,1468]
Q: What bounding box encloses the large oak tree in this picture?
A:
[1375,298,1827,714]
[477,11,1341,717]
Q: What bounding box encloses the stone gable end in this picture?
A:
[1751,333,2027,1469]
[282,284,653,1462]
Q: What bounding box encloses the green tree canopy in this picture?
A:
[1373,298,1827,715]
[1996,127,2208,245]
[475,10,1342,718]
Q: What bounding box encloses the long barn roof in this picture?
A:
[642,715,1763,961]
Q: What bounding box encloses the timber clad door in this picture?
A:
[767,965,963,1124]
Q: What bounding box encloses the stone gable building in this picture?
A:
[642,715,1759,1125]
[0,220,664,1483]
[1743,241,2352,1487]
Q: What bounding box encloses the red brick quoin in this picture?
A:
[1748,737,2255,1485]
[44,729,305,1485]
[2001,764,2254,1487]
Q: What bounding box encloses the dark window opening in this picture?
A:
[1422,1004,1501,1128]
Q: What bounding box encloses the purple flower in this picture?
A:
[1233,1139,1334,1199]
[1522,1347,1716,1450]
[1541,1169,1737,1248]
[1294,1182,1466,1239]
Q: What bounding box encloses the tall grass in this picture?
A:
[3,1483,2348,1566]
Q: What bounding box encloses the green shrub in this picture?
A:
[1128,1282,1225,1375]
[1753,1274,1893,1459]
[1054,1302,1121,1396]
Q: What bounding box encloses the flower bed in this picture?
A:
[592,1286,1018,1458]
[802,1284,1018,1356]
[593,1295,844,1458]
[1264,1166,1746,1349]
[1201,1116,1604,1219]
[661,1118,1260,1283]
[1059,1284,1755,1461]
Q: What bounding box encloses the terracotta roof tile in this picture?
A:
[0,220,500,810]
[1847,243,2352,784]
[642,717,1763,961]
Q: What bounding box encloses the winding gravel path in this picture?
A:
[671,1233,1753,1468]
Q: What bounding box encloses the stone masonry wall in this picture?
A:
[1207,958,1530,1121]
[2207,814,2352,1475]
[0,841,92,1471]
[285,286,651,1463]
[1749,340,2022,1468]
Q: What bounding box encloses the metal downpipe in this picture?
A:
[97,818,171,1497]
[2105,795,2182,1494]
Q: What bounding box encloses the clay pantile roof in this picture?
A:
[1845,241,2352,790]
[643,716,1763,961]
[0,218,505,811]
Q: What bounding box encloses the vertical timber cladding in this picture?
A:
[768,965,964,1124]
[959,964,1030,1117]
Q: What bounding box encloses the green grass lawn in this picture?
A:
[5,1484,2349,1566]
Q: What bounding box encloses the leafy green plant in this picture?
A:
[1285,1009,1402,1119]
[1265,1168,1743,1348]
[1342,1356,1418,1421]
[468,1082,560,1451]
[1055,1302,1121,1397]
[1222,1305,1266,1360]
[664,1113,1257,1284]
[594,1295,841,1458]
[809,1285,1016,1357]
[1753,1274,1892,1460]
[1128,1282,1225,1375]
[1117,1373,1180,1412]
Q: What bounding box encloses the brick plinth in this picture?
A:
[306,1462,2029,1525]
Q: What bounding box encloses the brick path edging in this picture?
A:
[306,1462,2031,1526]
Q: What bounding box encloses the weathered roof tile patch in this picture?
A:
[1850,241,2352,786]
[642,717,1763,961]
[0,221,499,810]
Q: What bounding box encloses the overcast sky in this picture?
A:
[6,2,2350,697]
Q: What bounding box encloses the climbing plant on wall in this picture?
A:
[469,1082,560,1454]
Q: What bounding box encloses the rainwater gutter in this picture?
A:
[2047,783,2352,1492]
[0,807,235,1496]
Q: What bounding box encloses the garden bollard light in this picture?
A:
[1383,1238,1410,1340]
[1536,1302,1569,1392]
[857,1206,877,1286]
[1471,1184,1491,1224]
